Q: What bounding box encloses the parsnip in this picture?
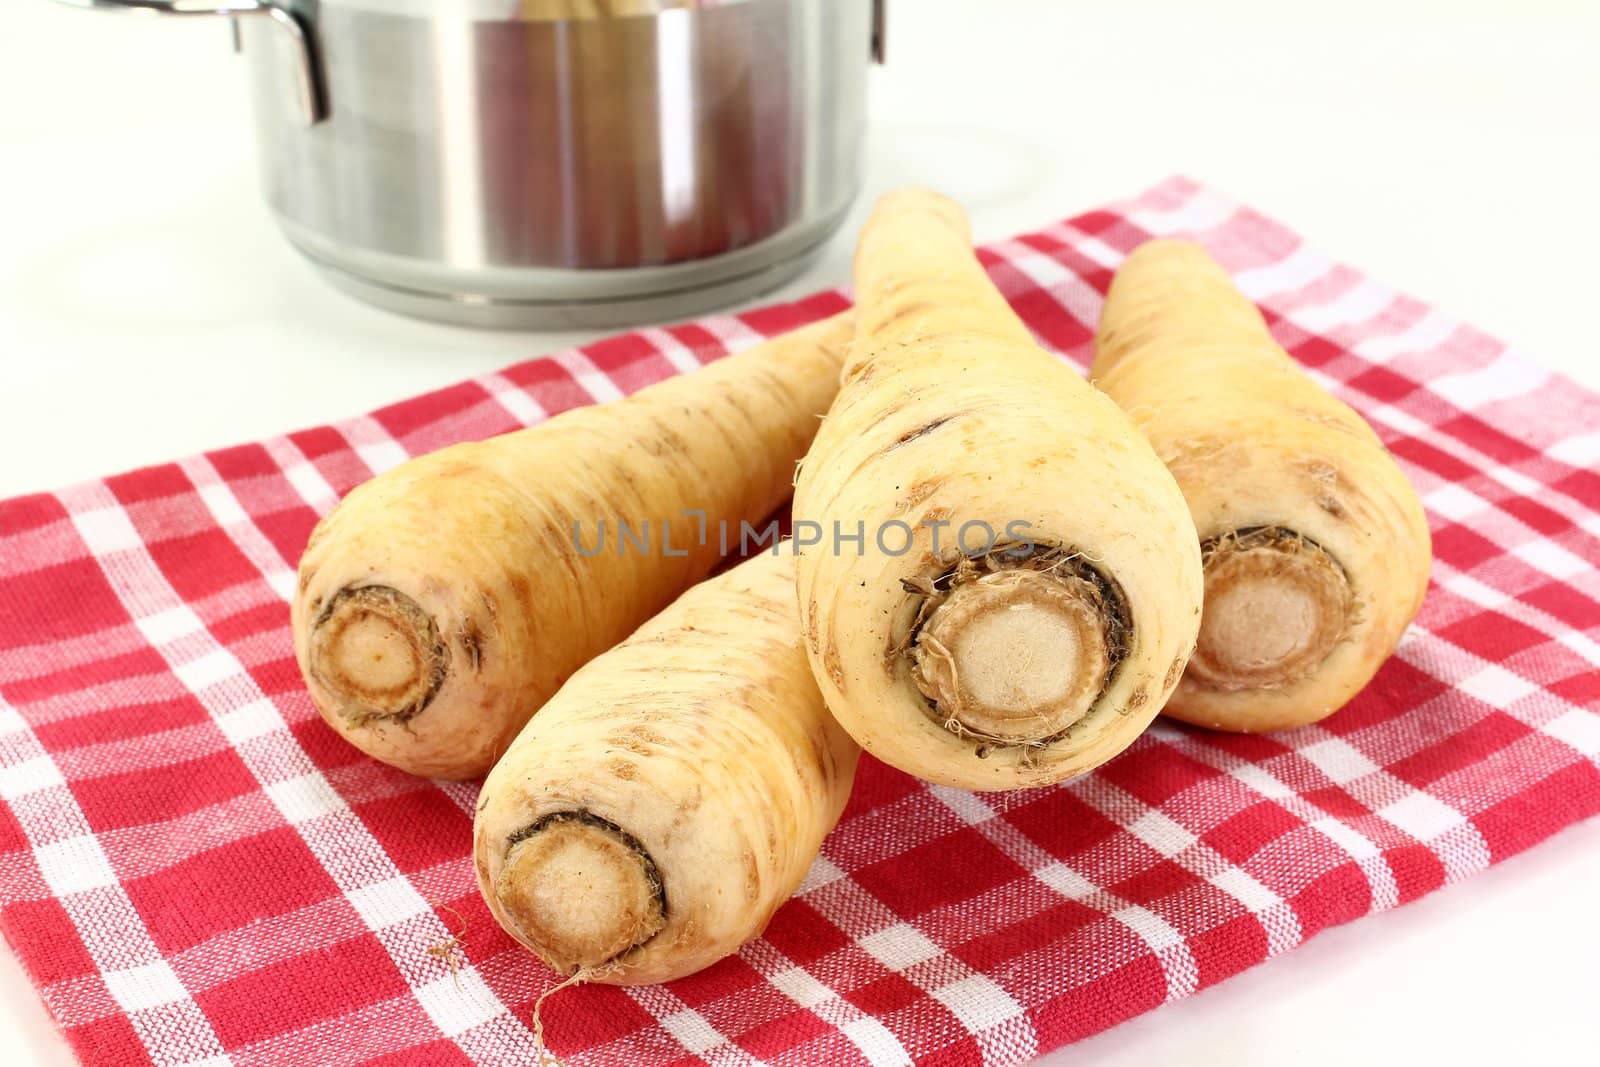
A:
[292,313,852,779]
[1092,240,1431,732]
[792,190,1203,790]
[474,550,858,985]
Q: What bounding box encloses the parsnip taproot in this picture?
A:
[292,313,853,779]
[792,189,1203,790]
[474,549,857,985]
[1092,239,1431,732]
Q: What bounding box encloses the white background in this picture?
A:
[2,1,1598,1065]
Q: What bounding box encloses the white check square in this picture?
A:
[1424,484,1488,522]
[481,375,547,427]
[0,754,66,801]
[214,698,283,746]
[1127,809,1198,857]
[1487,465,1540,496]
[266,772,345,825]
[1513,539,1589,580]
[797,855,846,895]
[356,440,409,477]
[1459,665,1538,708]
[768,965,832,1010]
[1430,352,1546,410]
[0,702,25,739]
[284,462,337,509]
[346,876,431,931]
[859,922,942,972]
[1442,572,1509,610]
[658,1009,723,1056]
[1357,310,1457,364]
[931,973,1024,1032]
[266,569,298,603]
[174,648,240,692]
[34,834,118,895]
[1130,188,1236,236]
[71,506,142,555]
[1207,866,1282,914]
[1380,792,1464,842]
[1558,631,1600,668]
[1298,737,1380,784]
[135,605,205,646]
[929,784,994,826]
[1111,904,1185,953]
[197,482,249,528]
[1544,709,1600,758]
[104,959,190,1013]
[842,1015,914,1067]
[1292,278,1391,333]
[414,969,502,1038]
[1312,817,1381,861]
[1235,246,1334,301]
[1549,430,1600,467]
[1035,861,1097,901]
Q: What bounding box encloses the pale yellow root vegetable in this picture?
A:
[1092,239,1431,732]
[792,189,1203,790]
[292,313,852,779]
[474,550,858,985]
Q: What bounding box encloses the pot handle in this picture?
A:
[53,0,324,126]
[872,0,886,63]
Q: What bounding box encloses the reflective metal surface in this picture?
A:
[56,0,876,328]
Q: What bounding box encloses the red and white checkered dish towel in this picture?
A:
[2,177,1598,1067]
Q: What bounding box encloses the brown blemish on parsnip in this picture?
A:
[888,415,958,452]
[844,359,878,387]
[894,478,942,514]
[742,852,762,903]
[460,618,485,675]
[822,635,846,691]
[629,724,667,746]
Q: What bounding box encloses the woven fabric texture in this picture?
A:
[2,177,1597,1067]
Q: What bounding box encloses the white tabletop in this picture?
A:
[3,2,1597,1065]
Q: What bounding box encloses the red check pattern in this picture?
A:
[3,177,1599,1067]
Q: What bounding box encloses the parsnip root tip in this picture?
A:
[910,554,1127,744]
[1189,528,1352,692]
[309,585,449,724]
[497,812,666,975]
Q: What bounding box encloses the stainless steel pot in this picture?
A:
[57,0,881,328]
